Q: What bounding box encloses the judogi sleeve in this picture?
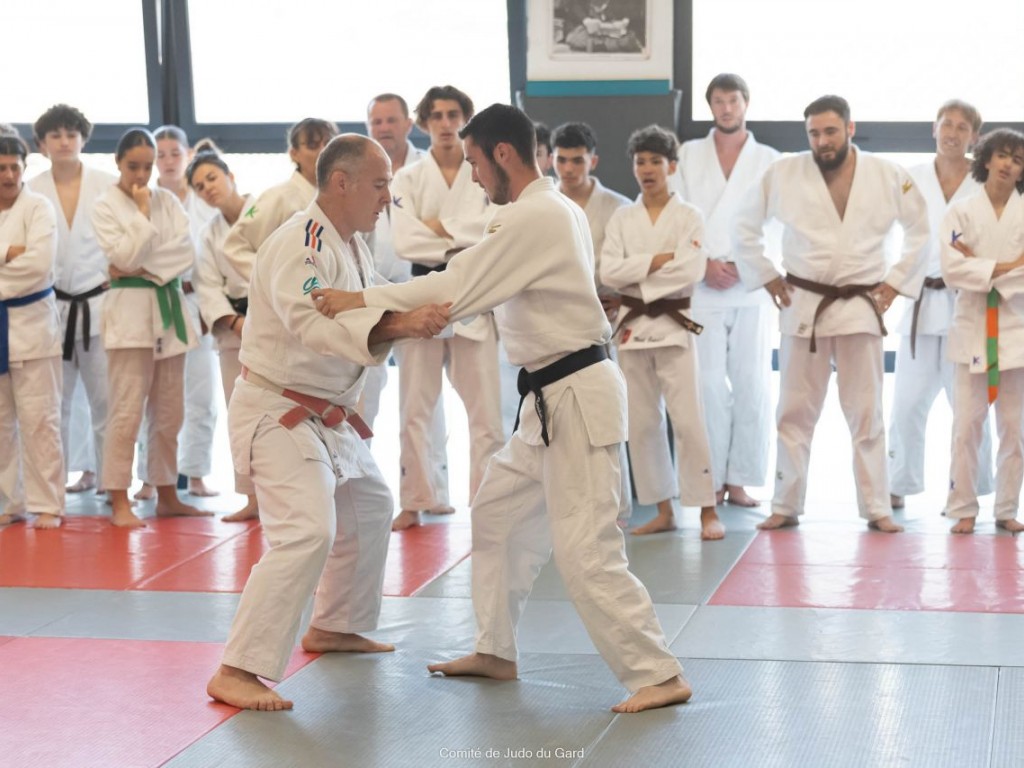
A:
[883,169,930,297]
[93,198,161,275]
[222,196,274,283]
[638,208,708,302]
[0,197,57,298]
[195,223,235,327]
[733,169,782,290]
[940,206,996,291]
[390,171,451,266]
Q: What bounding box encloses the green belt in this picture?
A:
[110,276,189,345]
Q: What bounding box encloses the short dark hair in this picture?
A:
[186,150,231,187]
[534,122,552,153]
[287,118,339,151]
[626,124,678,162]
[971,128,1024,192]
[316,134,374,189]
[936,99,982,134]
[804,95,851,123]
[458,103,535,166]
[115,128,156,161]
[368,93,409,118]
[154,124,189,147]
[553,122,598,153]
[0,134,30,163]
[414,85,474,130]
[705,73,749,104]
[33,104,93,142]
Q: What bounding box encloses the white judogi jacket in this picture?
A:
[28,165,116,343]
[0,188,60,362]
[390,151,493,340]
[195,194,256,350]
[580,178,630,290]
[232,202,391,474]
[600,194,708,350]
[675,130,779,309]
[222,171,316,283]
[92,185,198,358]
[734,147,930,339]
[942,190,1024,372]
[365,141,427,284]
[363,177,623,448]
[896,162,981,336]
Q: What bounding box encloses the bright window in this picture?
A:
[3,0,150,124]
[188,0,510,123]
[692,0,1024,123]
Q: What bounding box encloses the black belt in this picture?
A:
[411,262,447,278]
[618,295,703,335]
[909,276,946,359]
[784,273,885,353]
[54,283,108,361]
[512,345,607,446]
[227,295,248,316]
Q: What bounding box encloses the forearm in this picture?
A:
[368,310,414,345]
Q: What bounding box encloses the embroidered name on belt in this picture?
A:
[305,219,324,252]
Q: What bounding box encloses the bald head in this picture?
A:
[316,134,387,190]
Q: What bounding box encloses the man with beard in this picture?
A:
[311,104,692,713]
[672,73,779,509]
[733,95,929,533]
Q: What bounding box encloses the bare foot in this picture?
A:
[31,513,63,529]
[110,491,146,528]
[301,626,394,654]
[725,485,760,507]
[890,494,905,509]
[222,496,259,523]
[0,511,27,527]
[757,513,799,530]
[155,485,213,518]
[996,519,1024,533]
[188,477,220,497]
[427,504,455,515]
[66,471,96,493]
[700,506,725,541]
[427,652,518,680]
[612,674,693,713]
[950,518,976,534]
[133,483,156,501]
[632,500,677,536]
[207,665,293,711]
[715,487,726,505]
[392,509,421,531]
[868,516,904,533]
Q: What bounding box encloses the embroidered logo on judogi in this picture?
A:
[302,276,321,295]
[305,219,324,252]
[487,223,502,234]
[691,239,701,248]
[391,195,403,209]
[244,205,258,218]
[972,356,981,366]
[902,180,913,194]
[951,230,963,244]
[304,256,317,268]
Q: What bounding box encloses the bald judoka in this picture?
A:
[313,104,691,713]
[206,135,450,711]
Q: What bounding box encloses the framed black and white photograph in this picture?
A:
[551,0,650,60]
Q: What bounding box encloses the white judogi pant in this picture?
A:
[692,304,772,489]
[222,382,392,681]
[775,333,889,521]
[178,329,221,478]
[618,346,716,508]
[946,365,1024,521]
[0,356,64,516]
[889,333,994,496]
[61,339,107,477]
[471,385,682,692]
[216,346,253,496]
[103,349,185,490]
[398,332,504,510]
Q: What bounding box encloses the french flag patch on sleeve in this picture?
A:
[305,219,324,252]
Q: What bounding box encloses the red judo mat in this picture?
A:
[710,529,1024,613]
[0,637,314,768]
[0,516,472,596]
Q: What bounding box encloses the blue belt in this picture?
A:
[1,286,55,374]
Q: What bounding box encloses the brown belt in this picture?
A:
[784,273,886,353]
[909,276,946,359]
[241,366,372,438]
[618,295,703,335]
